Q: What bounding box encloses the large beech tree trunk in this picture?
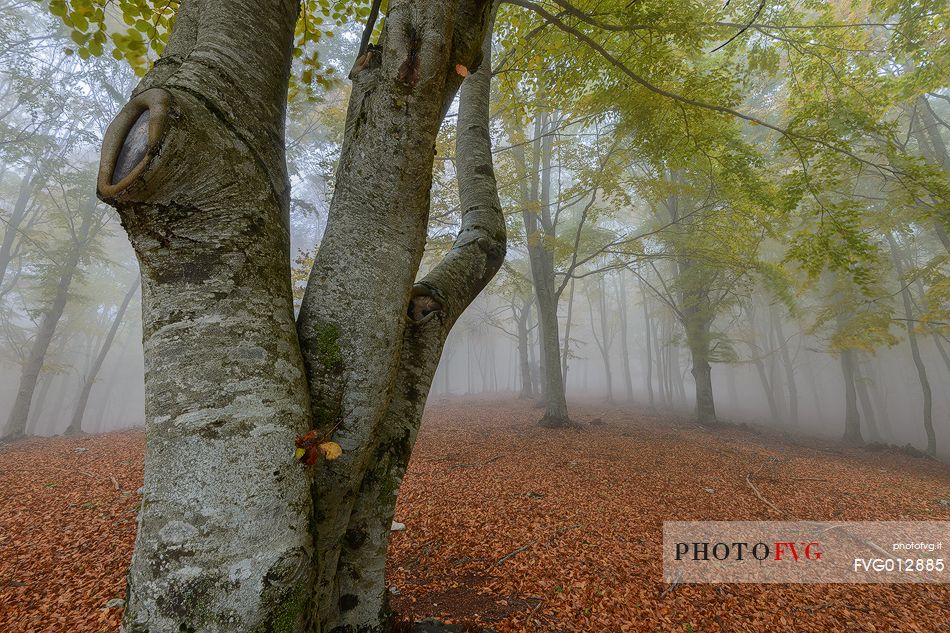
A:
[98,2,318,630]
[97,1,500,631]
[297,3,496,628]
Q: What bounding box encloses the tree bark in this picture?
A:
[316,13,504,628]
[97,2,317,630]
[65,277,140,435]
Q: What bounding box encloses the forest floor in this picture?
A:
[1,398,949,632]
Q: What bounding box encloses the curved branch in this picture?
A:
[506,0,904,178]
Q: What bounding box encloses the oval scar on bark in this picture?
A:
[97,88,171,199]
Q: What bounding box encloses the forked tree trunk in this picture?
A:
[65,277,140,435]
[586,280,614,403]
[746,305,780,423]
[99,2,497,629]
[312,14,503,628]
[512,115,569,425]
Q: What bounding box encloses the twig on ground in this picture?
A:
[745,472,783,515]
[495,541,536,567]
[660,570,683,598]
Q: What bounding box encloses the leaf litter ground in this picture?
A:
[1,397,948,632]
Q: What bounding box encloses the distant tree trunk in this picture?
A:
[657,316,671,406]
[886,233,936,455]
[839,347,863,445]
[616,273,634,403]
[587,279,613,403]
[767,305,787,418]
[684,314,716,423]
[868,356,893,440]
[66,277,140,435]
[561,277,575,384]
[518,114,569,425]
[516,298,534,398]
[639,279,655,408]
[772,309,799,426]
[747,305,780,423]
[2,198,97,441]
[0,164,39,288]
[805,355,826,422]
[853,356,882,443]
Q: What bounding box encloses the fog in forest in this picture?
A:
[2,2,948,459]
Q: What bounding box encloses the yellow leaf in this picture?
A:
[455,64,469,77]
[319,441,342,461]
[294,447,306,460]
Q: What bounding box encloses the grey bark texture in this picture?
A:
[97,0,500,630]
[295,2,496,629]
[308,7,503,629]
[99,2,316,631]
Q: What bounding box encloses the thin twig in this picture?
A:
[745,472,782,514]
[495,542,536,566]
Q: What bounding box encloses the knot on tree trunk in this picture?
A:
[408,284,444,323]
[97,88,171,202]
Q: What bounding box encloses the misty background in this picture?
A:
[2,2,948,457]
